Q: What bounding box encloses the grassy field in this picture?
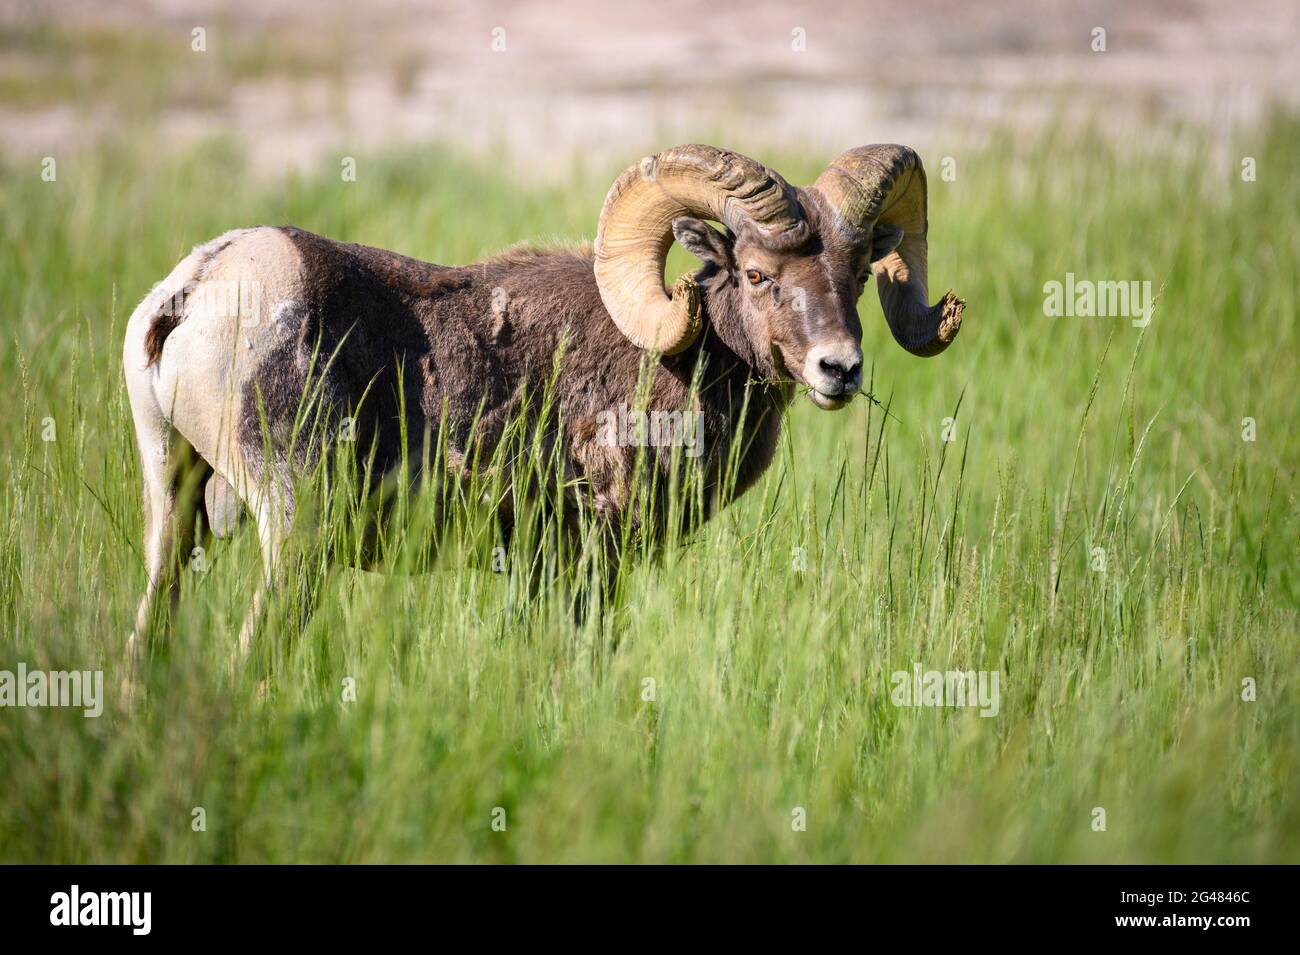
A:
[0,117,1296,864]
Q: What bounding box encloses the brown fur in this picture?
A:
[131,192,888,640]
[142,302,183,366]
[237,194,878,530]
[232,226,817,540]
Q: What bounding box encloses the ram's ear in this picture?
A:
[869,223,905,264]
[672,217,734,269]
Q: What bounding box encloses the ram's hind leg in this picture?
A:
[126,421,210,692]
[232,477,329,666]
[234,482,291,663]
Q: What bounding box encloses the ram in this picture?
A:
[123,144,965,663]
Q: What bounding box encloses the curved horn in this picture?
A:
[595,144,806,354]
[814,145,964,357]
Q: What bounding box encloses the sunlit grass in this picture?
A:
[0,117,1296,862]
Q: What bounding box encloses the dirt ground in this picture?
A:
[2,0,1297,176]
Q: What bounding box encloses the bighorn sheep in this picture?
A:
[123,144,965,660]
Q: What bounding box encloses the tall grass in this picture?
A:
[0,118,1296,862]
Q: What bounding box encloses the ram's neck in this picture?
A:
[662,269,791,504]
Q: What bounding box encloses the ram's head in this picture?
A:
[594,144,966,409]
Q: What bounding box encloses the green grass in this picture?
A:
[0,118,1297,863]
[0,18,347,111]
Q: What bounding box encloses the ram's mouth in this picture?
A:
[770,345,851,410]
[809,389,852,411]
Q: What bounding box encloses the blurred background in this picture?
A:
[2,0,1297,179]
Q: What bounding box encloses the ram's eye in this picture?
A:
[746,270,766,286]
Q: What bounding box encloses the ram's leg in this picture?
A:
[233,478,331,666]
[234,488,290,662]
[570,518,621,628]
[129,444,170,651]
[126,427,209,698]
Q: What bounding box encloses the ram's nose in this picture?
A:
[804,342,863,400]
